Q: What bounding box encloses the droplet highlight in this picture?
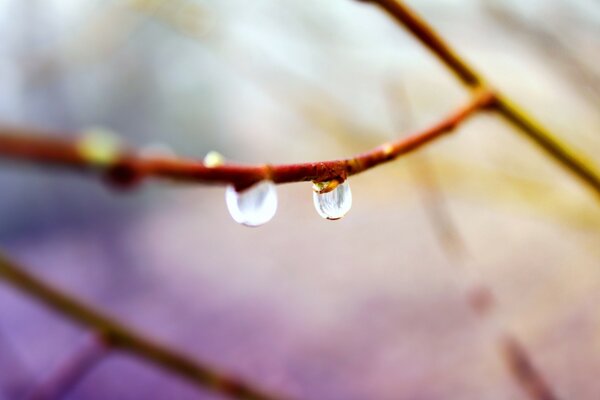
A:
[312,180,352,220]
[226,181,277,227]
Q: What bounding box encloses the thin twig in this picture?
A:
[482,1,600,106]
[0,324,32,399]
[360,1,563,398]
[356,0,483,88]
[0,90,494,191]
[385,78,467,259]
[357,0,600,198]
[26,333,108,400]
[0,252,286,400]
[501,335,559,400]
[386,75,556,400]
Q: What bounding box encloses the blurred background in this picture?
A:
[0,0,599,399]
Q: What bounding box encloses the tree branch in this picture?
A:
[0,3,587,399]
[26,333,108,400]
[358,0,600,198]
[0,252,286,400]
[357,2,565,398]
[501,335,559,400]
[0,90,495,191]
[481,1,600,106]
[357,0,483,88]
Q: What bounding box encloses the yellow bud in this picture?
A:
[77,127,121,166]
[203,151,225,167]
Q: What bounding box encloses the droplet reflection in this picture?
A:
[226,181,277,227]
[312,180,352,220]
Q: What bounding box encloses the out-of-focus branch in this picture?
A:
[482,1,600,106]
[0,253,286,400]
[356,0,483,88]
[0,89,494,191]
[0,325,32,399]
[361,2,564,398]
[494,94,600,194]
[386,79,467,259]
[501,336,559,400]
[27,333,108,400]
[357,0,600,199]
[387,77,558,400]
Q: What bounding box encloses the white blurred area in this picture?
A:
[0,1,599,399]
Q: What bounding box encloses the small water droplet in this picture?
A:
[77,127,122,166]
[312,180,352,220]
[226,181,277,227]
[204,151,225,167]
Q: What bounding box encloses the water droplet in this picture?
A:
[226,181,277,227]
[204,151,225,167]
[77,127,122,166]
[312,180,352,220]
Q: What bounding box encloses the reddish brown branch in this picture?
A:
[0,90,495,191]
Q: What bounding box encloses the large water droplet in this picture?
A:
[226,181,277,227]
[312,180,352,220]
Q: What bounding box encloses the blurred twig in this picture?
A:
[358,0,600,199]
[0,325,32,399]
[501,335,559,400]
[482,0,600,106]
[426,158,600,230]
[128,0,213,39]
[368,2,566,398]
[387,76,559,400]
[0,252,286,400]
[386,78,467,259]
[26,333,108,400]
